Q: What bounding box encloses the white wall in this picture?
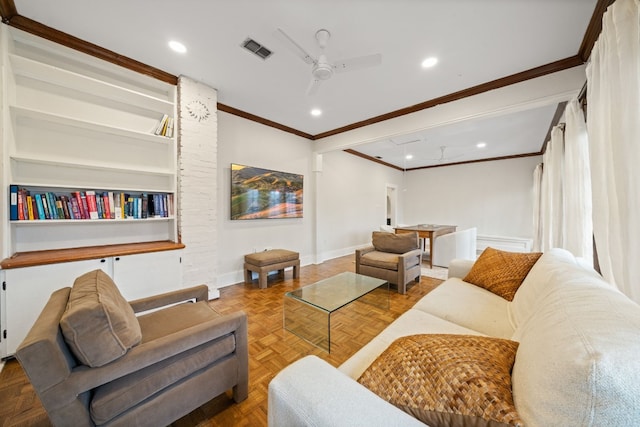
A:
[216,112,315,287]
[315,150,404,262]
[402,156,541,238]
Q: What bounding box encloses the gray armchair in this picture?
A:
[355,231,422,294]
[16,269,248,427]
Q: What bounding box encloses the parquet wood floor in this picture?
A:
[0,255,443,427]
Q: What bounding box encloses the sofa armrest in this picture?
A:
[128,284,209,313]
[268,355,424,427]
[448,259,475,279]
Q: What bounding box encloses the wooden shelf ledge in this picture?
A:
[0,240,185,269]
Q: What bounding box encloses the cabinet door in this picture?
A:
[3,259,108,357]
[112,250,182,301]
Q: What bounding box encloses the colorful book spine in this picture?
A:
[102,192,111,219]
[45,192,58,219]
[41,194,51,219]
[17,189,25,220]
[30,196,39,220]
[9,184,18,220]
[70,197,81,219]
[85,191,99,219]
[107,192,115,219]
[26,195,35,220]
[35,194,46,220]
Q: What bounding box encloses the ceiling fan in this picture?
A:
[275,28,382,95]
[430,146,464,163]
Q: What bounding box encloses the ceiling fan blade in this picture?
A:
[274,28,316,65]
[306,78,323,95]
[333,53,382,73]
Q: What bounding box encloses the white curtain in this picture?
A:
[539,126,565,251]
[586,0,640,302]
[532,163,543,252]
[563,99,593,265]
[533,100,593,263]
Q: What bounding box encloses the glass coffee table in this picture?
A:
[283,272,389,352]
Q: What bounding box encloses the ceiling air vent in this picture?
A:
[241,37,273,60]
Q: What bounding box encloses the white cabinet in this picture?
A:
[111,250,182,300]
[0,248,182,358]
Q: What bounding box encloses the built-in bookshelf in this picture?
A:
[1,25,179,256]
[0,26,183,357]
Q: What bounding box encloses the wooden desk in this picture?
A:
[394,224,457,268]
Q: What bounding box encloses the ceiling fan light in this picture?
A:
[313,63,333,80]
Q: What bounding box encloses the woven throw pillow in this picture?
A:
[60,269,141,367]
[463,247,542,301]
[358,334,522,427]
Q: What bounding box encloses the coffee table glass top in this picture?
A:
[285,271,387,313]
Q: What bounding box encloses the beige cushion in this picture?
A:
[464,247,542,301]
[359,251,401,271]
[244,249,299,266]
[509,248,597,328]
[60,269,141,367]
[413,278,515,339]
[372,231,419,254]
[358,334,522,426]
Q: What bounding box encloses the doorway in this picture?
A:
[386,184,398,226]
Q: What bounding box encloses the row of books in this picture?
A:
[9,186,174,221]
[155,114,174,137]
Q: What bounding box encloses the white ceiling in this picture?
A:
[12,0,598,168]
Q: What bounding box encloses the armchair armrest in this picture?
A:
[268,355,424,427]
[355,245,375,258]
[60,310,248,395]
[128,284,209,313]
[399,248,422,266]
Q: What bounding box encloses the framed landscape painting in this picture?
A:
[230,163,303,220]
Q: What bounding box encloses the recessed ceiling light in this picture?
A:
[310,109,322,117]
[169,40,187,53]
[477,142,487,148]
[405,154,413,160]
[421,57,438,68]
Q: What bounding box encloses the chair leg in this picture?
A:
[244,266,252,284]
[293,261,300,279]
[259,269,268,289]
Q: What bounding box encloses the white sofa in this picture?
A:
[268,248,640,426]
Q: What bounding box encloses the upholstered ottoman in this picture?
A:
[244,249,300,289]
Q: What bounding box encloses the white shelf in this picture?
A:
[10,106,172,144]
[11,217,175,225]
[10,154,175,177]
[10,54,174,114]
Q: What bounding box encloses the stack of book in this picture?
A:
[9,186,174,221]
[155,114,174,138]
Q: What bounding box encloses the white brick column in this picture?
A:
[177,76,219,298]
